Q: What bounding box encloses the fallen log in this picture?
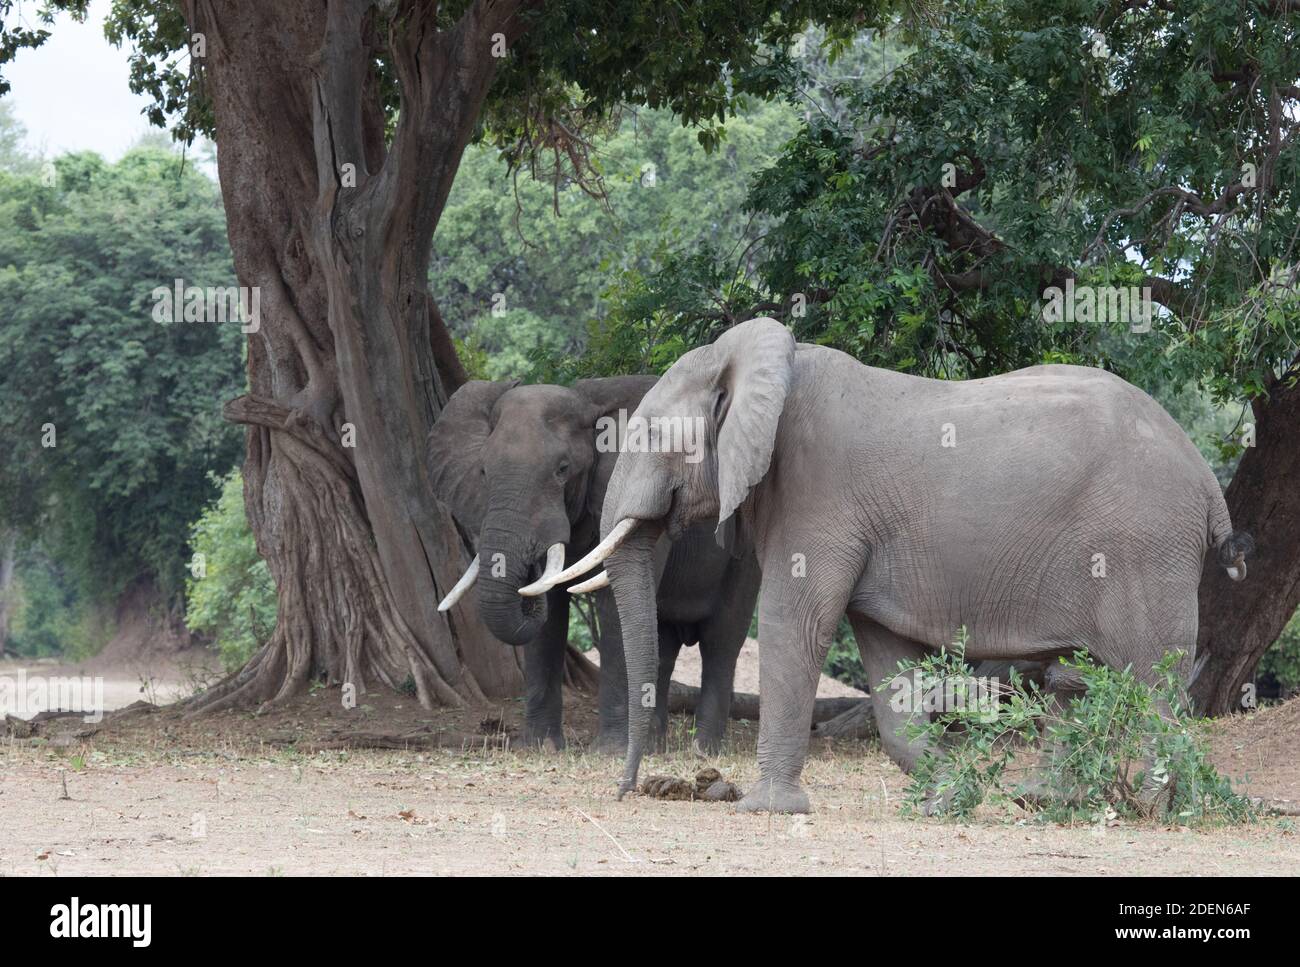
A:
[563,644,601,694]
[667,682,865,725]
[1254,797,1300,817]
[809,698,878,739]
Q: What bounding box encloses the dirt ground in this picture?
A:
[1,650,1297,876]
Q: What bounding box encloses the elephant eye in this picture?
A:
[556,460,570,480]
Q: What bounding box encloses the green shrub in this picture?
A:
[897,634,1252,825]
[5,548,112,660]
[568,598,599,653]
[185,469,277,671]
[1259,607,1300,697]
[824,618,869,692]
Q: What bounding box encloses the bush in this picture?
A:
[5,547,112,660]
[185,469,277,671]
[824,618,869,692]
[897,635,1252,825]
[1259,607,1300,698]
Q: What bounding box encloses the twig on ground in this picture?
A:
[575,807,640,864]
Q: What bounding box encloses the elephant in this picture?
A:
[427,376,760,753]
[548,317,1251,812]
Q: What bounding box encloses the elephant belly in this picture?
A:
[842,371,1212,665]
[850,512,1203,666]
[656,523,736,625]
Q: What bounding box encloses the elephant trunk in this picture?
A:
[476,520,549,646]
[605,523,665,798]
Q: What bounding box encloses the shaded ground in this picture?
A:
[1206,697,1300,804]
[1,680,1297,876]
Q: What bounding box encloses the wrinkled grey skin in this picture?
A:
[428,377,758,753]
[599,318,1245,812]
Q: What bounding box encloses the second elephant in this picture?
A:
[427,376,759,753]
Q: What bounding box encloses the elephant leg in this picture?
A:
[519,588,569,750]
[737,575,849,815]
[694,614,752,755]
[693,552,758,755]
[851,615,932,775]
[693,633,740,755]
[652,627,683,751]
[592,588,629,755]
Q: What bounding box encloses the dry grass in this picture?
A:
[2,688,1297,876]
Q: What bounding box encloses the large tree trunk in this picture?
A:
[1192,376,1300,716]
[185,0,528,712]
[0,527,15,657]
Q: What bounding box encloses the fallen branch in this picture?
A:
[563,644,600,695]
[575,807,640,863]
[667,682,863,724]
[810,699,878,739]
[284,728,507,752]
[1253,797,1300,817]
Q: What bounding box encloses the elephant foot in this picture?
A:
[736,777,812,814]
[512,728,565,753]
[691,732,725,757]
[591,728,626,756]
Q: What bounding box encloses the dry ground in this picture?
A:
[2,669,1298,876]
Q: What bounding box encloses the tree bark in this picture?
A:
[184,0,528,712]
[1192,376,1300,716]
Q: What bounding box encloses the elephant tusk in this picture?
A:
[518,543,568,597]
[437,554,480,612]
[567,570,610,594]
[535,518,638,592]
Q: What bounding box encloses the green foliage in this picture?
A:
[0,100,37,174]
[184,469,276,672]
[824,618,869,692]
[436,103,800,380]
[899,639,1252,825]
[0,142,245,607]
[1259,607,1300,697]
[580,4,1300,407]
[5,542,112,659]
[568,598,598,653]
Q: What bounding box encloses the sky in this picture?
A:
[4,0,162,160]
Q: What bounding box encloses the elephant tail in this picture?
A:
[1208,491,1253,582]
[1216,531,1254,582]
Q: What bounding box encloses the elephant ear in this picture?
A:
[426,379,520,535]
[711,318,796,537]
[574,375,658,519]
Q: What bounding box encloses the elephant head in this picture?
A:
[539,318,796,793]
[427,375,655,647]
